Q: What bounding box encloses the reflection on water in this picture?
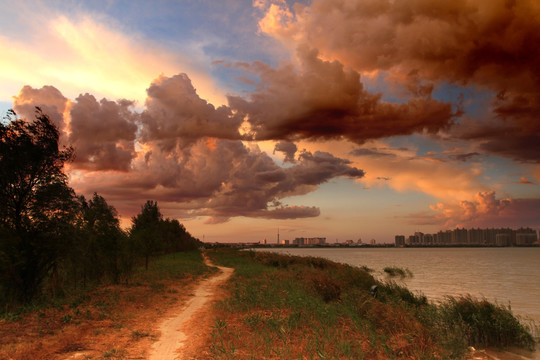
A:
[257,247,540,335]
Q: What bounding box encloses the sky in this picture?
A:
[1,0,539,243]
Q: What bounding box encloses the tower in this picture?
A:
[277,227,280,244]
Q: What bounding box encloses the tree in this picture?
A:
[76,193,133,284]
[0,108,75,302]
[130,200,163,270]
[160,218,199,252]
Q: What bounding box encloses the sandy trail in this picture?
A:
[148,257,233,360]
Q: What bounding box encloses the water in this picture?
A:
[256,247,540,336]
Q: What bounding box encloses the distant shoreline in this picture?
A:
[208,243,540,249]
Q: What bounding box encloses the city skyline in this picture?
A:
[1,0,539,243]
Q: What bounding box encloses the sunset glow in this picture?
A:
[1,0,539,243]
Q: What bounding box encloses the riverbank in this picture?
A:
[0,251,215,360]
[204,248,536,359]
[1,249,536,359]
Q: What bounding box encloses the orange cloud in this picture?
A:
[0,12,226,107]
[257,0,540,163]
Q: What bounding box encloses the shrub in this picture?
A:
[439,295,535,351]
[383,266,413,278]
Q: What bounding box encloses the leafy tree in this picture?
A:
[130,200,163,270]
[161,218,199,252]
[0,108,75,301]
[76,193,133,284]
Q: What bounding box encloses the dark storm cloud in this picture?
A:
[273,141,297,163]
[195,146,365,221]
[274,0,540,162]
[228,47,458,144]
[288,0,540,92]
[448,152,480,162]
[92,139,365,222]
[350,148,397,158]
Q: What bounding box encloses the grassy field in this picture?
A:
[1,248,536,359]
[205,248,536,360]
[0,250,214,360]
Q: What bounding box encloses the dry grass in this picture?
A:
[0,251,212,360]
[0,279,200,360]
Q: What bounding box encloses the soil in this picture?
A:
[148,258,233,359]
[0,257,233,360]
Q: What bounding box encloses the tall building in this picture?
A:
[452,228,468,245]
[468,228,484,245]
[397,227,539,247]
[516,232,538,245]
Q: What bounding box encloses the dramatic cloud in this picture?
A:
[69,94,138,171]
[349,141,486,201]
[140,74,243,151]
[228,47,458,144]
[13,73,365,222]
[13,85,139,171]
[273,141,297,163]
[257,0,540,162]
[71,137,365,222]
[261,0,540,90]
[0,8,226,106]
[12,85,69,140]
[409,191,540,229]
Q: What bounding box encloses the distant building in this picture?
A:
[516,232,538,245]
[396,227,539,247]
[467,228,483,245]
[395,235,405,247]
[452,228,468,245]
[496,233,511,247]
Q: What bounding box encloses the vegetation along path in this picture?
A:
[148,256,233,360]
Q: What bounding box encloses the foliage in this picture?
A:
[383,266,413,278]
[206,249,536,359]
[0,108,75,302]
[437,295,535,351]
[0,109,199,306]
[130,200,162,270]
[130,201,200,269]
[74,193,135,285]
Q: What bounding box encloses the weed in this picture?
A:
[383,266,413,278]
[102,348,125,358]
[206,248,536,358]
[131,330,150,340]
[61,314,72,324]
[150,282,166,292]
[438,295,535,351]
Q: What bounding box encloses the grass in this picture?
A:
[438,295,535,350]
[0,250,213,360]
[383,266,413,278]
[205,248,537,359]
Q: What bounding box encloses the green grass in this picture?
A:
[206,248,537,359]
[437,295,535,351]
[0,250,213,320]
[383,266,413,278]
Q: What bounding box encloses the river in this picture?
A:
[255,247,540,338]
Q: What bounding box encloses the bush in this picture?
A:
[308,272,341,303]
[383,266,413,278]
[439,295,535,351]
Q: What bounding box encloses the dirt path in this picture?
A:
[148,257,233,360]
